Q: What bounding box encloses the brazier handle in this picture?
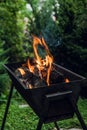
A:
[45,90,72,101]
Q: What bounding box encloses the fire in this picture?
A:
[16,35,71,89]
[17,35,70,88]
[27,35,53,86]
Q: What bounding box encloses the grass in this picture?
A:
[0,97,87,130]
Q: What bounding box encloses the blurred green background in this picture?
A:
[0,0,87,129]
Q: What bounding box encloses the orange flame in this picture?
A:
[27,36,53,86]
[27,59,34,73]
[18,68,25,75]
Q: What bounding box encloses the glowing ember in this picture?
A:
[65,78,70,83]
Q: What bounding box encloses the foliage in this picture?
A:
[55,43,87,76]
[58,0,87,47]
[0,98,87,129]
[26,0,61,52]
[0,0,27,102]
[0,1,27,62]
[0,0,86,74]
[0,41,10,102]
[54,0,87,76]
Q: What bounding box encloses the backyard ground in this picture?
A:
[0,97,87,130]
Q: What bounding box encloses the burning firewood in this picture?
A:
[15,66,47,89]
[15,35,69,89]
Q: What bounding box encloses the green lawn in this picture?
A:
[0,97,87,130]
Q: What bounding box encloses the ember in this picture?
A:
[65,78,70,83]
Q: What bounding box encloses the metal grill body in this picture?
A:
[1,62,87,130]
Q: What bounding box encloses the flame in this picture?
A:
[27,35,53,86]
[27,59,34,73]
[18,68,25,75]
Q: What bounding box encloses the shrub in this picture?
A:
[0,41,10,103]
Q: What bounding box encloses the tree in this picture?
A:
[54,0,87,76]
[0,41,10,101]
[0,0,28,101]
[0,1,26,62]
[26,0,61,54]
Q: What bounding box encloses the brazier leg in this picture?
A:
[54,122,60,130]
[1,83,14,130]
[36,119,43,130]
[71,99,87,130]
